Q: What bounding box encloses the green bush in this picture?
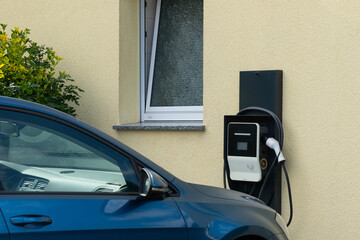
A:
[0,24,83,116]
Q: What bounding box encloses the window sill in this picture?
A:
[113,121,205,131]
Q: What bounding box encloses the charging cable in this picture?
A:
[282,161,293,226]
[262,137,292,226]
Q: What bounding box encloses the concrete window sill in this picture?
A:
[113,121,205,131]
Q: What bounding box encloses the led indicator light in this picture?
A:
[260,158,268,170]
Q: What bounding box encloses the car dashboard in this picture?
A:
[0,160,127,193]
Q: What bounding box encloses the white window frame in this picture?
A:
[140,0,203,121]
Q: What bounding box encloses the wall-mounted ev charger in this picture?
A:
[227,122,261,182]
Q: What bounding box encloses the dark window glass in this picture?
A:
[151,0,203,107]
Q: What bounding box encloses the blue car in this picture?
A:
[0,96,289,240]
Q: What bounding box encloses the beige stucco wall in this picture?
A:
[0,0,122,130]
[1,0,360,239]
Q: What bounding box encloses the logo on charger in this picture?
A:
[247,164,254,171]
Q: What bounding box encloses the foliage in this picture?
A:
[0,24,83,116]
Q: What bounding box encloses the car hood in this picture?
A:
[190,183,266,206]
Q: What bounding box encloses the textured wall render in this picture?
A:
[0,0,121,130]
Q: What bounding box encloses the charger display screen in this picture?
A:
[237,142,248,151]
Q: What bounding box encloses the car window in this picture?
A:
[0,110,138,193]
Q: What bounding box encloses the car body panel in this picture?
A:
[172,178,284,240]
[0,196,187,240]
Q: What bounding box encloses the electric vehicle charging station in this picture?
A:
[224,70,286,214]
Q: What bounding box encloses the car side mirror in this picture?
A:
[139,168,168,200]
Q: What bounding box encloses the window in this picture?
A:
[0,110,138,193]
[140,0,203,121]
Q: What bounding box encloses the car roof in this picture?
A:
[0,96,175,182]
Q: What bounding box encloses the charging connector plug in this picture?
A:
[265,138,285,163]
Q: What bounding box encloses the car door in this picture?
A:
[0,109,187,240]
